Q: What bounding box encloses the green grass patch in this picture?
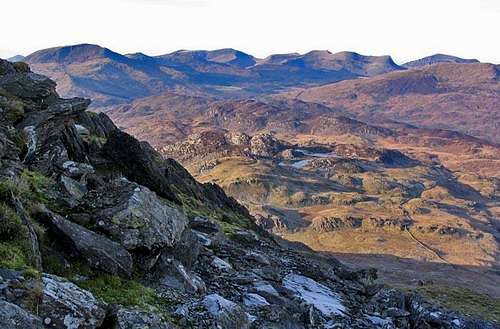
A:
[0,202,36,271]
[21,170,54,204]
[173,188,251,228]
[79,274,176,314]
[0,243,29,269]
[414,285,500,323]
[0,89,25,123]
[0,177,31,200]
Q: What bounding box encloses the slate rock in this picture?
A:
[0,300,44,329]
[40,274,106,329]
[114,309,176,329]
[86,178,188,251]
[203,294,250,329]
[43,211,133,277]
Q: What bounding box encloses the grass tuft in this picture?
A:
[79,274,176,314]
[415,285,500,323]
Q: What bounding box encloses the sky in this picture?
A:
[1,0,499,64]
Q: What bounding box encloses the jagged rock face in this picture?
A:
[81,178,188,251]
[0,59,497,329]
[42,211,134,277]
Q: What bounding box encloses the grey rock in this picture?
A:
[155,258,206,294]
[211,256,233,271]
[44,211,133,277]
[244,251,270,266]
[189,216,227,247]
[115,309,176,329]
[61,161,95,178]
[282,273,347,317]
[74,124,90,139]
[40,274,106,329]
[192,230,213,247]
[60,175,88,201]
[162,228,201,270]
[87,179,188,251]
[0,300,44,329]
[243,293,270,308]
[203,294,250,329]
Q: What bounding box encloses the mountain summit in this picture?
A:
[403,54,480,68]
[25,43,129,64]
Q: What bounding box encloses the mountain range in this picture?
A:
[8,44,498,144]
[12,44,402,106]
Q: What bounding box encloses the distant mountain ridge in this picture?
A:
[6,54,25,62]
[26,43,129,64]
[403,54,479,68]
[21,43,405,107]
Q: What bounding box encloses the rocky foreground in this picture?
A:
[0,59,496,328]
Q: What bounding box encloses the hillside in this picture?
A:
[101,66,500,321]
[23,44,403,107]
[282,62,500,144]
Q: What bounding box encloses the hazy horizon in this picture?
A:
[1,0,499,64]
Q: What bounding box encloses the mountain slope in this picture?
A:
[282,62,500,144]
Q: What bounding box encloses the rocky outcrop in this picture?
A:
[41,211,133,277]
[250,133,285,157]
[81,178,188,251]
[377,149,418,167]
[311,215,412,233]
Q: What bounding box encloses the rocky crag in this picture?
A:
[0,59,496,328]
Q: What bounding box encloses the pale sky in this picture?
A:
[1,0,499,64]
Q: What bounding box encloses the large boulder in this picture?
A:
[157,228,202,271]
[83,178,188,251]
[202,294,250,329]
[153,258,206,295]
[42,211,133,278]
[189,216,227,248]
[101,129,180,203]
[0,300,44,329]
[40,274,107,329]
